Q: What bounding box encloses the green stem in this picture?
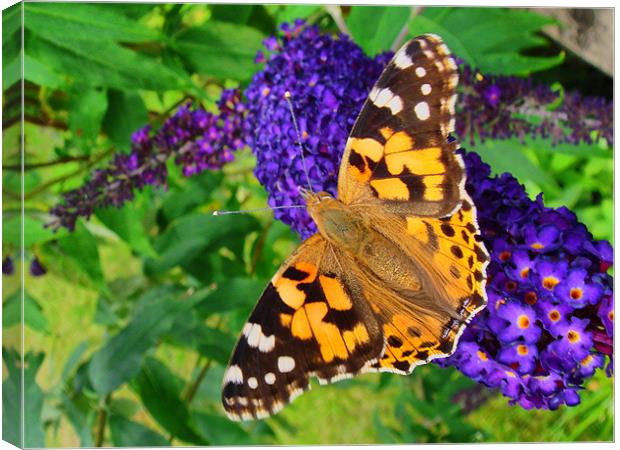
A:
[3,155,91,172]
[94,394,111,447]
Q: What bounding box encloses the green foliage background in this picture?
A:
[2,4,613,446]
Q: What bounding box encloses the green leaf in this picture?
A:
[24,3,160,43]
[23,54,66,89]
[101,90,148,153]
[109,414,170,447]
[3,4,21,43]
[96,202,157,258]
[195,277,265,317]
[470,139,557,190]
[146,213,260,274]
[3,214,66,247]
[173,20,265,80]
[59,391,95,447]
[346,6,410,55]
[57,221,103,286]
[276,5,322,24]
[2,291,49,334]
[410,7,561,75]
[3,56,20,91]
[26,33,185,91]
[87,286,195,396]
[210,4,256,24]
[191,411,251,445]
[2,349,46,447]
[160,171,224,222]
[164,313,236,364]
[68,86,108,142]
[60,341,90,382]
[93,296,120,326]
[132,357,206,444]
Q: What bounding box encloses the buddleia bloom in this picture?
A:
[48,90,246,231]
[436,152,613,410]
[245,23,613,409]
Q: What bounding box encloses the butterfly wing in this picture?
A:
[335,35,489,374]
[359,197,489,374]
[338,34,464,217]
[222,235,384,420]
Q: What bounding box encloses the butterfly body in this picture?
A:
[222,34,489,421]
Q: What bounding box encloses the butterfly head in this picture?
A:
[299,187,334,208]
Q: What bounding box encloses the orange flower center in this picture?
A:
[531,242,544,249]
[543,276,559,290]
[517,315,530,329]
[609,311,614,321]
[520,267,530,278]
[506,281,517,291]
[567,330,580,343]
[499,251,511,261]
[524,291,537,305]
[477,350,488,361]
[548,310,561,322]
[581,355,593,366]
[262,87,271,96]
[570,288,583,300]
[517,345,529,356]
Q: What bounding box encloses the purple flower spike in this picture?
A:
[49,89,246,231]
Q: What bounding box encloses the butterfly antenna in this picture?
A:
[213,205,306,216]
[284,91,314,193]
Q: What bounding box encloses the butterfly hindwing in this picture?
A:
[222,235,384,420]
[362,194,489,374]
[338,34,464,218]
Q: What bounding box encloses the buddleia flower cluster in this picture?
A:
[242,22,613,409]
[48,90,246,231]
[435,151,613,409]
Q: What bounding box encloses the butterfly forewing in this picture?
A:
[338,34,464,217]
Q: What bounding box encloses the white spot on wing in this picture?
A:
[224,365,244,384]
[415,102,430,120]
[248,377,258,389]
[393,48,413,69]
[373,88,393,108]
[246,323,261,348]
[421,84,431,95]
[416,67,426,77]
[368,87,379,102]
[264,372,276,384]
[259,334,275,352]
[278,356,296,373]
[386,96,403,114]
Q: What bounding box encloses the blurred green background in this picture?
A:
[2,4,613,446]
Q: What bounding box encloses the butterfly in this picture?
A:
[221,34,489,421]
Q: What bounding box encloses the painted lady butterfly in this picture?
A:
[222,34,489,421]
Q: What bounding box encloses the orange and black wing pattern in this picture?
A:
[222,236,384,420]
[338,34,465,218]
